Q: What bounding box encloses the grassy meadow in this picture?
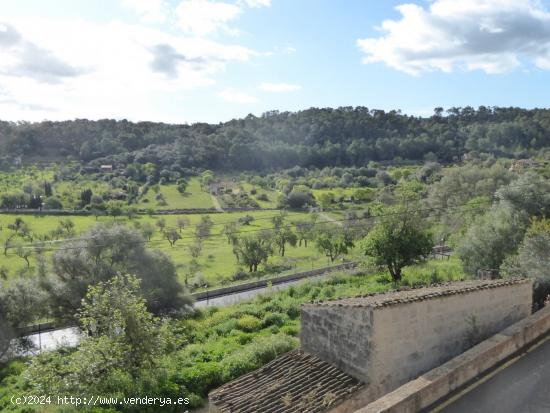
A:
[0,209,349,289]
[135,178,215,210]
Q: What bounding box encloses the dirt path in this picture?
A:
[211,195,224,212]
[318,211,343,226]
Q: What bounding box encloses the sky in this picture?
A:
[1,0,550,124]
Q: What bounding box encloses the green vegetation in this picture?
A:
[135,178,214,210]
[3,106,550,412]
[0,259,466,412]
[362,208,434,282]
[4,107,550,171]
[0,211,338,288]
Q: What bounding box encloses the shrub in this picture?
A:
[220,334,297,381]
[176,362,223,397]
[280,324,299,337]
[232,270,250,281]
[44,196,63,210]
[261,312,288,328]
[238,215,255,225]
[236,315,261,332]
[213,319,239,336]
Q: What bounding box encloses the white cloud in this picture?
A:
[176,0,241,36]
[357,0,550,75]
[239,0,271,7]
[121,0,168,22]
[259,82,301,92]
[0,17,258,121]
[0,23,86,83]
[218,88,257,103]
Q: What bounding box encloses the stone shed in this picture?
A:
[209,279,532,413]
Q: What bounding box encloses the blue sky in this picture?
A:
[1,0,549,123]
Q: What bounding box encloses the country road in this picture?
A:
[318,212,343,226]
[211,195,224,212]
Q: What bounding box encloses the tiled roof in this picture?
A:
[209,349,364,413]
[302,278,529,309]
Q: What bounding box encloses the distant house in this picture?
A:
[509,159,540,172]
[100,165,113,173]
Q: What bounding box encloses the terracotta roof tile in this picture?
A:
[209,349,363,413]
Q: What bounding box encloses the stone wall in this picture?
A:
[358,304,550,413]
[301,305,374,380]
[301,279,533,408]
[367,281,532,397]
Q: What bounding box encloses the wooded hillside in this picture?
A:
[1,106,550,170]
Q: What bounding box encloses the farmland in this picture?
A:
[0,209,354,289]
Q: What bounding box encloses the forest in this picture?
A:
[2,106,550,171]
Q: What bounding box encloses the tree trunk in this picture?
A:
[388,265,402,283]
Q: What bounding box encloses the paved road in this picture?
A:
[436,336,550,413]
[194,273,329,307]
[17,271,336,354]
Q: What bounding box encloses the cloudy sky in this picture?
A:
[1,0,550,123]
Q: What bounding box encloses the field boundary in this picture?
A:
[0,207,282,216]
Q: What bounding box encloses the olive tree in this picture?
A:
[315,226,354,263]
[501,218,550,309]
[26,274,170,395]
[232,231,273,272]
[44,223,189,321]
[361,210,433,282]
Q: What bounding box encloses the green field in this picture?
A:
[0,167,55,194]
[240,183,280,209]
[135,178,214,210]
[0,210,349,289]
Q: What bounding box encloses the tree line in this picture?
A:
[2,107,550,171]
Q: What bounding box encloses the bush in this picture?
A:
[44,196,63,210]
[176,362,223,396]
[220,334,297,382]
[238,215,255,225]
[232,270,250,281]
[236,315,261,332]
[213,319,239,336]
[261,312,288,328]
[280,324,299,337]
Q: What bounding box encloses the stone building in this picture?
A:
[209,279,532,413]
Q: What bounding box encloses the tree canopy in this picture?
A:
[362,210,433,282]
[3,107,550,172]
[43,222,190,321]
